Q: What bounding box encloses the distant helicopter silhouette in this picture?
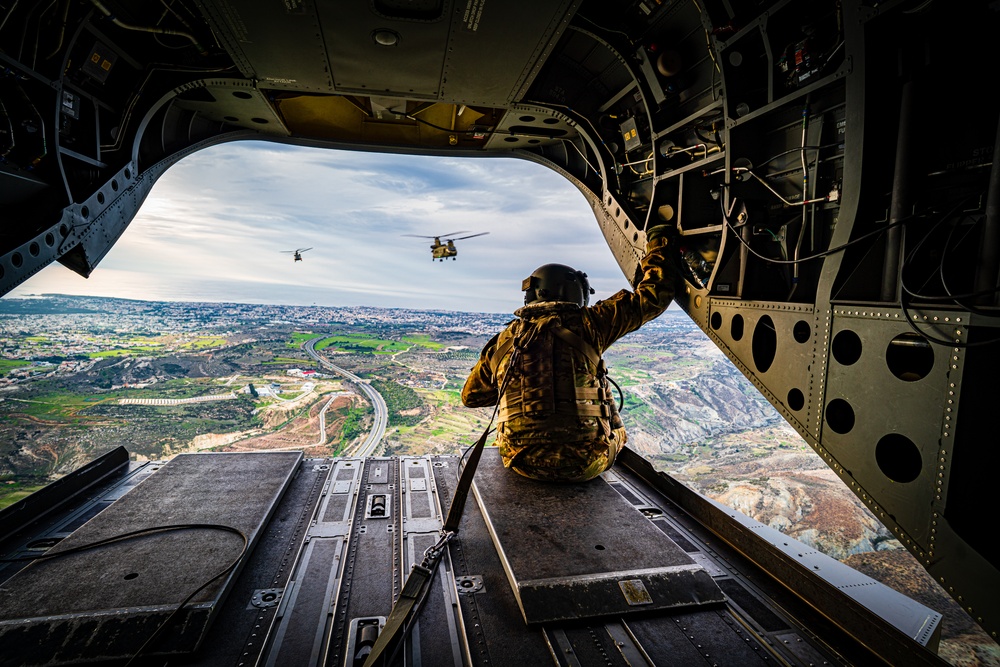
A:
[403,232,489,261]
[281,247,312,262]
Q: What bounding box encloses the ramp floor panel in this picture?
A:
[470,448,725,624]
[0,451,301,667]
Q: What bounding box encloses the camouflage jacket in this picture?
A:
[461,238,675,478]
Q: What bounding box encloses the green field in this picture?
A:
[1,380,229,422]
[88,346,162,358]
[264,356,306,365]
[400,335,444,350]
[315,334,409,355]
[0,359,32,376]
[180,336,228,350]
[288,332,318,348]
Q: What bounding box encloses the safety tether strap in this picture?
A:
[362,349,520,667]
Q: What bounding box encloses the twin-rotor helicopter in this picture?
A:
[282,231,489,263]
[281,247,312,262]
[403,231,490,261]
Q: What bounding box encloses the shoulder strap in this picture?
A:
[549,324,602,368]
[487,334,516,378]
[363,346,520,667]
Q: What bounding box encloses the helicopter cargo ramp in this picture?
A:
[0,447,946,667]
[469,448,725,625]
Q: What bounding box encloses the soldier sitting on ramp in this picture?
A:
[461,225,677,482]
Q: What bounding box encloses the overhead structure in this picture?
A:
[0,0,998,649]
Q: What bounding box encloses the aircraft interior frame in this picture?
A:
[0,0,997,664]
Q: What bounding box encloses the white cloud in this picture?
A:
[12,142,636,313]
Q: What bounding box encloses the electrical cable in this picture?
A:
[899,198,996,301]
[735,167,832,207]
[573,13,636,46]
[896,206,1000,321]
[899,288,1000,348]
[523,100,623,193]
[892,194,1000,347]
[720,198,916,265]
[1,523,249,666]
[938,219,1000,315]
[789,97,811,300]
[99,62,237,152]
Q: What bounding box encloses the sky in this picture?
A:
[10,142,641,314]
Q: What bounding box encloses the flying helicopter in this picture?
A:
[281,247,312,262]
[403,231,489,261]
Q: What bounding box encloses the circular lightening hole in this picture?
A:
[28,242,39,257]
[11,253,21,268]
[594,544,606,550]
[543,117,560,125]
[232,91,253,99]
[731,314,745,341]
[876,434,922,483]
[111,180,118,192]
[825,399,855,434]
[832,329,862,365]
[124,572,139,580]
[886,333,934,381]
[44,233,54,246]
[787,388,805,411]
[710,312,722,330]
[518,115,536,122]
[793,320,811,343]
[251,117,269,124]
[97,192,105,204]
[752,315,777,373]
[503,137,518,143]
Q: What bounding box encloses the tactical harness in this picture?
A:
[488,313,623,438]
[362,312,622,667]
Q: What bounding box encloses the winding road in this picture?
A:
[304,337,388,457]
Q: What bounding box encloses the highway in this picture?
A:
[304,337,388,457]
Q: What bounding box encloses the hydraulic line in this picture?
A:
[89,0,206,53]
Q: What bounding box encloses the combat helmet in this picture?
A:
[522,263,595,307]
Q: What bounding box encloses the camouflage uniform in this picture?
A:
[461,237,675,482]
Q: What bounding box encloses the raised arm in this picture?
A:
[585,228,677,349]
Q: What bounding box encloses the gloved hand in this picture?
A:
[645,224,676,245]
